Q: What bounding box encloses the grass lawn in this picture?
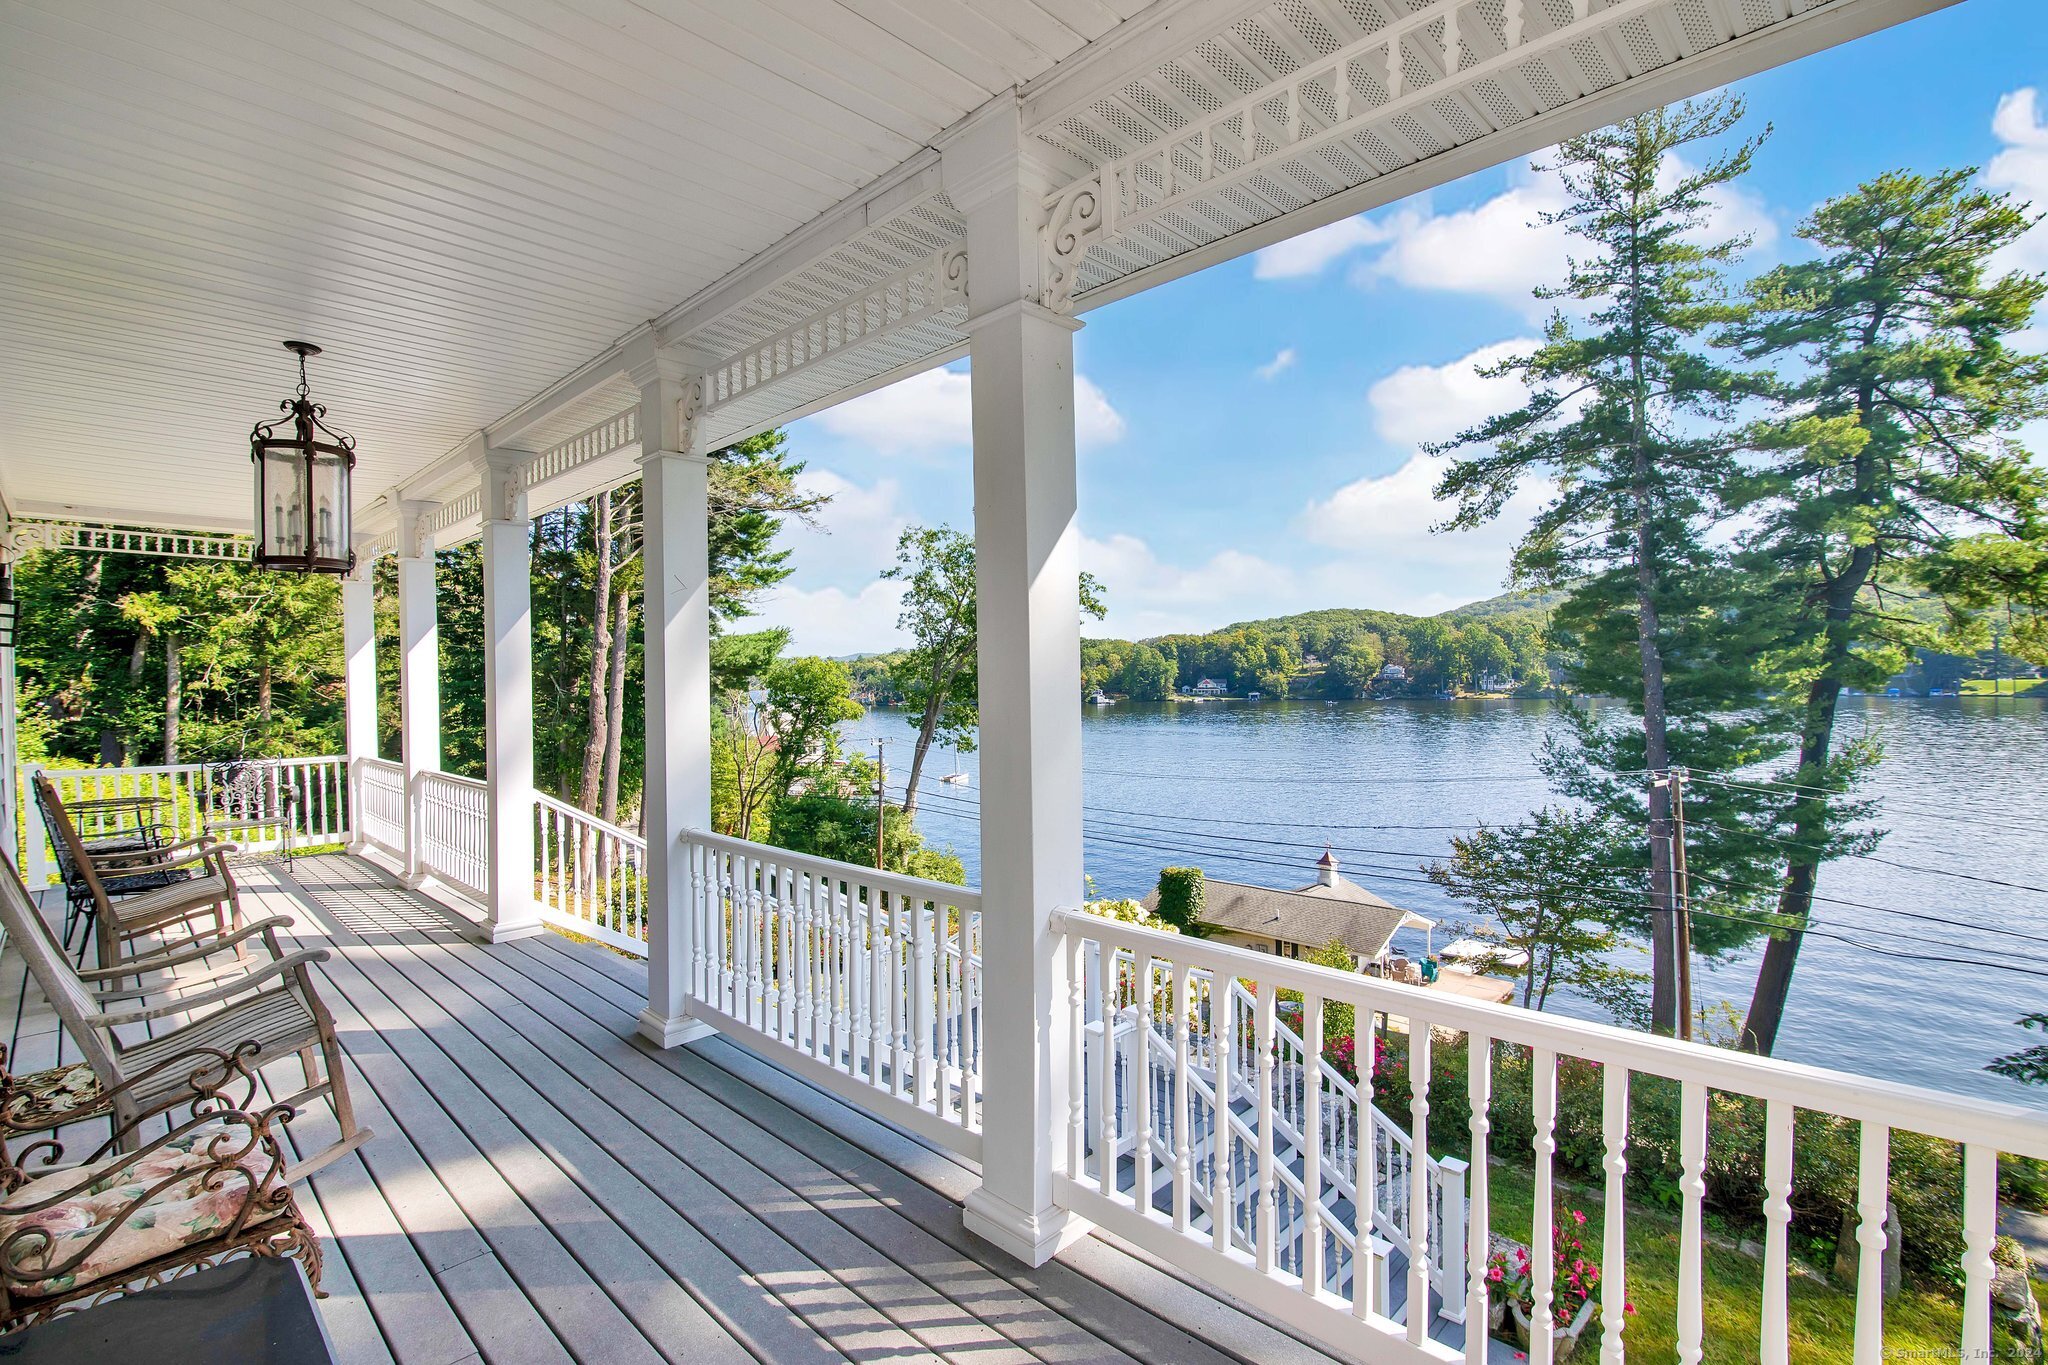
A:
[1480,1161,2031,1362]
[1960,678,2046,697]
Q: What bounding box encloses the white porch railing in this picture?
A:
[1055,908,2048,1365]
[354,757,407,860]
[534,793,649,955]
[25,755,351,883]
[413,769,488,900]
[681,829,984,1159]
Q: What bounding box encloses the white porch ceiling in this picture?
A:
[0,0,1954,541]
[0,0,1146,532]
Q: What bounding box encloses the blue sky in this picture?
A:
[756,0,2048,656]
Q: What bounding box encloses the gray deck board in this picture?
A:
[1,852,1378,1365]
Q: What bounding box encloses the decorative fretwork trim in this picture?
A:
[1,519,251,564]
[1040,0,1675,301]
[428,490,481,535]
[702,248,967,413]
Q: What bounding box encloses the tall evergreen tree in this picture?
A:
[1431,96,1779,1033]
[1723,168,2048,1054]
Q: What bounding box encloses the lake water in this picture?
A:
[873,695,2048,1109]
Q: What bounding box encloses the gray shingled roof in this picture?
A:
[1141,871,1429,958]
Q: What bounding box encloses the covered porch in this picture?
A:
[4,0,2041,1361]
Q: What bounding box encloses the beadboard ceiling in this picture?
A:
[0,0,1151,531]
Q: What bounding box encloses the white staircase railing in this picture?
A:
[534,793,649,955]
[681,829,984,1158]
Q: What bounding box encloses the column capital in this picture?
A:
[344,531,382,582]
[475,447,531,526]
[396,499,439,560]
[633,360,707,460]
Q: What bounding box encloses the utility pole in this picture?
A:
[872,737,890,871]
[1669,767,1693,1042]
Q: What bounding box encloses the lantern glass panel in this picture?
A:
[262,447,312,562]
[313,449,349,564]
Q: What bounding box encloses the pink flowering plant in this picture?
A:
[1484,1207,1633,1330]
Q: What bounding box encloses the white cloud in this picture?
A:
[756,580,908,660]
[1251,214,1405,279]
[1350,153,1776,314]
[777,467,909,583]
[1081,533,1298,639]
[812,364,1125,453]
[1295,454,1552,605]
[1986,87,2048,276]
[1367,338,1540,448]
[1256,346,1298,380]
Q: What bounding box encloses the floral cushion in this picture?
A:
[0,1121,285,1297]
[2,1063,107,1131]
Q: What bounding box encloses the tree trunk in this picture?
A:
[600,586,631,826]
[578,491,614,813]
[900,659,956,818]
[258,656,274,739]
[163,635,182,764]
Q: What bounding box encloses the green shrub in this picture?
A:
[1153,867,1205,931]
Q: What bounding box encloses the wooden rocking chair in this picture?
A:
[0,852,371,1182]
[33,772,244,971]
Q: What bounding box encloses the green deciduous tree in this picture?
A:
[1721,168,2048,1054]
[1425,807,1647,1017]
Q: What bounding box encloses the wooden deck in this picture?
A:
[6,852,1368,1365]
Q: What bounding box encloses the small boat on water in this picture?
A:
[1087,690,1113,706]
[939,746,971,785]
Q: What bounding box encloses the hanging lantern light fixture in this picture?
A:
[250,340,355,574]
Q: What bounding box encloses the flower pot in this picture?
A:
[1508,1298,1599,1363]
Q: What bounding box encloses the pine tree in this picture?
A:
[1431,96,1778,1033]
[1723,168,2048,1054]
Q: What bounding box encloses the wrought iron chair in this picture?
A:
[30,780,187,954]
[33,773,240,972]
[201,761,299,863]
[0,851,371,1183]
[0,1041,321,1331]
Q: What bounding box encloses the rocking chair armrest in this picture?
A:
[77,916,294,980]
[84,949,332,1027]
[88,950,293,1002]
[96,832,221,860]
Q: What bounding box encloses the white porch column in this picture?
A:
[341,541,378,852]
[946,98,1089,1267]
[396,499,441,880]
[632,350,716,1048]
[478,450,541,941]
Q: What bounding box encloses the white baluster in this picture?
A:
[868,888,888,1089]
[913,901,936,1109]
[1255,984,1276,1275]
[1214,977,1234,1256]
[1678,1080,1708,1365]
[1302,990,1324,1298]
[1466,1031,1492,1362]
[1134,953,1156,1212]
[1852,1123,1889,1365]
[1172,960,1194,1235]
[1600,1065,1629,1365]
[1531,1048,1557,1365]
[1356,1008,1378,1320]
[1761,1097,1793,1365]
[1961,1142,1997,1361]
[1407,1023,1432,1347]
[1067,934,1086,1178]
[1098,941,1117,1198]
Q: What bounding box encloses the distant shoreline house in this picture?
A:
[1143,850,1433,969]
[1188,677,1230,698]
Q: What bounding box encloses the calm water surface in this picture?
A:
[875,696,2048,1109]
